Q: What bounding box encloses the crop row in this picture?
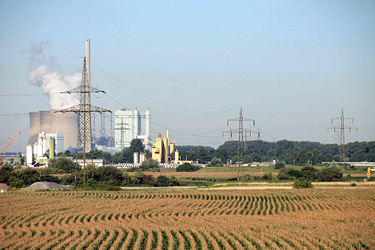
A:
[2,227,373,250]
[1,195,362,230]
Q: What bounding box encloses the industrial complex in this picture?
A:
[2,39,183,169]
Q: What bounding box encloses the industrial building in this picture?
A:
[114,108,151,149]
[29,110,78,149]
[27,132,63,166]
[152,131,180,164]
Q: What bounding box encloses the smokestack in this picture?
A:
[83,39,92,153]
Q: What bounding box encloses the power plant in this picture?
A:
[28,110,78,149]
[114,108,151,150]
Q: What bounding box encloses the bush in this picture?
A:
[207,157,224,167]
[48,157,79,173]
[261,172,273,180]
[274,162,285,169]
[176,163,199,172]
[169,176,180,186]
[277,172,293,180]
[139,159,159,171]
[244,174,254,181]
[155,175,170,187]
[293,177,313,189]
[316,168,343,182]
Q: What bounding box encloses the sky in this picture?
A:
[0,0,374,152]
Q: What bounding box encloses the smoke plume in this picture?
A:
[27,41,81,110]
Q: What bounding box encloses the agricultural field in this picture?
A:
[1,188,375,250]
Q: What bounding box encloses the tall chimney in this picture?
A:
[83,39,92,153]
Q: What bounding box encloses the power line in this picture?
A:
[91,61,235,114]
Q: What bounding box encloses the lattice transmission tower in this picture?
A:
[223,107,259,180]
[115,118,129,151]
[55,39,111,170]
[328,109,357,166]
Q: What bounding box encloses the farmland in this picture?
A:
[1,188,375,250]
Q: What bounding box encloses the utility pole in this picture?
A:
[115,118,129,151]
[55,39,111,182]
[328,109,357,166]
[223,107,259,180]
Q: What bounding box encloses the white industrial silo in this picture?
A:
[26,145,33,166]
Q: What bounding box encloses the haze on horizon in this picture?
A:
[0,0,374,152]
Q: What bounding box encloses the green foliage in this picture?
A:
[40,174,60,183]
[261,172,273,180]
[169,176,180,186]
[96,166,124,185]
[277,166,318,181]
[140,159,159,171]
[316,167,343,182]
[244,174,254,181]
[207,157,223,167]
[213,148,229,162]
[48,157,79,173]
[15,168,40,186]
[176,163,199,172]
[293,177,313,189]
[274,162,285,169]
[8,176,24,188]
[155,175,170,187]
[0,164,14,184]
[128,138,145,154]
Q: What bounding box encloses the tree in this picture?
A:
[293,177,313,189]
[274,162,285,169]
[261,172,273,180]
[96,166,124,185]
[8,176,23,188]
[301,166,318,181]
[214,148,229,162]
[176,163,199,172]
[155,175,170,187]
[169,176,180,186]
[0,164,14,184]
[128,138,145,154]
[207,157,223,167]
[48,157,79,173]
[316,168,343,182]
[196,146,210,164]
[139,159,159,171]
[15,168,40,186]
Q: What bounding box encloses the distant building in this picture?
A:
[152,131,180,164]
[114,108,151,149]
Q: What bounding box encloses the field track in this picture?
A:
[1,188,375,249]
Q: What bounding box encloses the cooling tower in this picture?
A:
[29,110,79,149]
[28,112,40,145]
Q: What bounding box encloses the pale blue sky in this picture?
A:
[0,0,374,152]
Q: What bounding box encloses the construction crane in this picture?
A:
[366,167,375,181]
[0,131,21,166]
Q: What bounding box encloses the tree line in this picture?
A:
[177,140,375,166]
[57,139,374,166]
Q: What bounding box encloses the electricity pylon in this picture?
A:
[55,40,111,179]
[223,107,259,180]
[328,109,357,166]
[115,118,129,150]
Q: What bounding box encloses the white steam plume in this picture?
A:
[27,41,81,110]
